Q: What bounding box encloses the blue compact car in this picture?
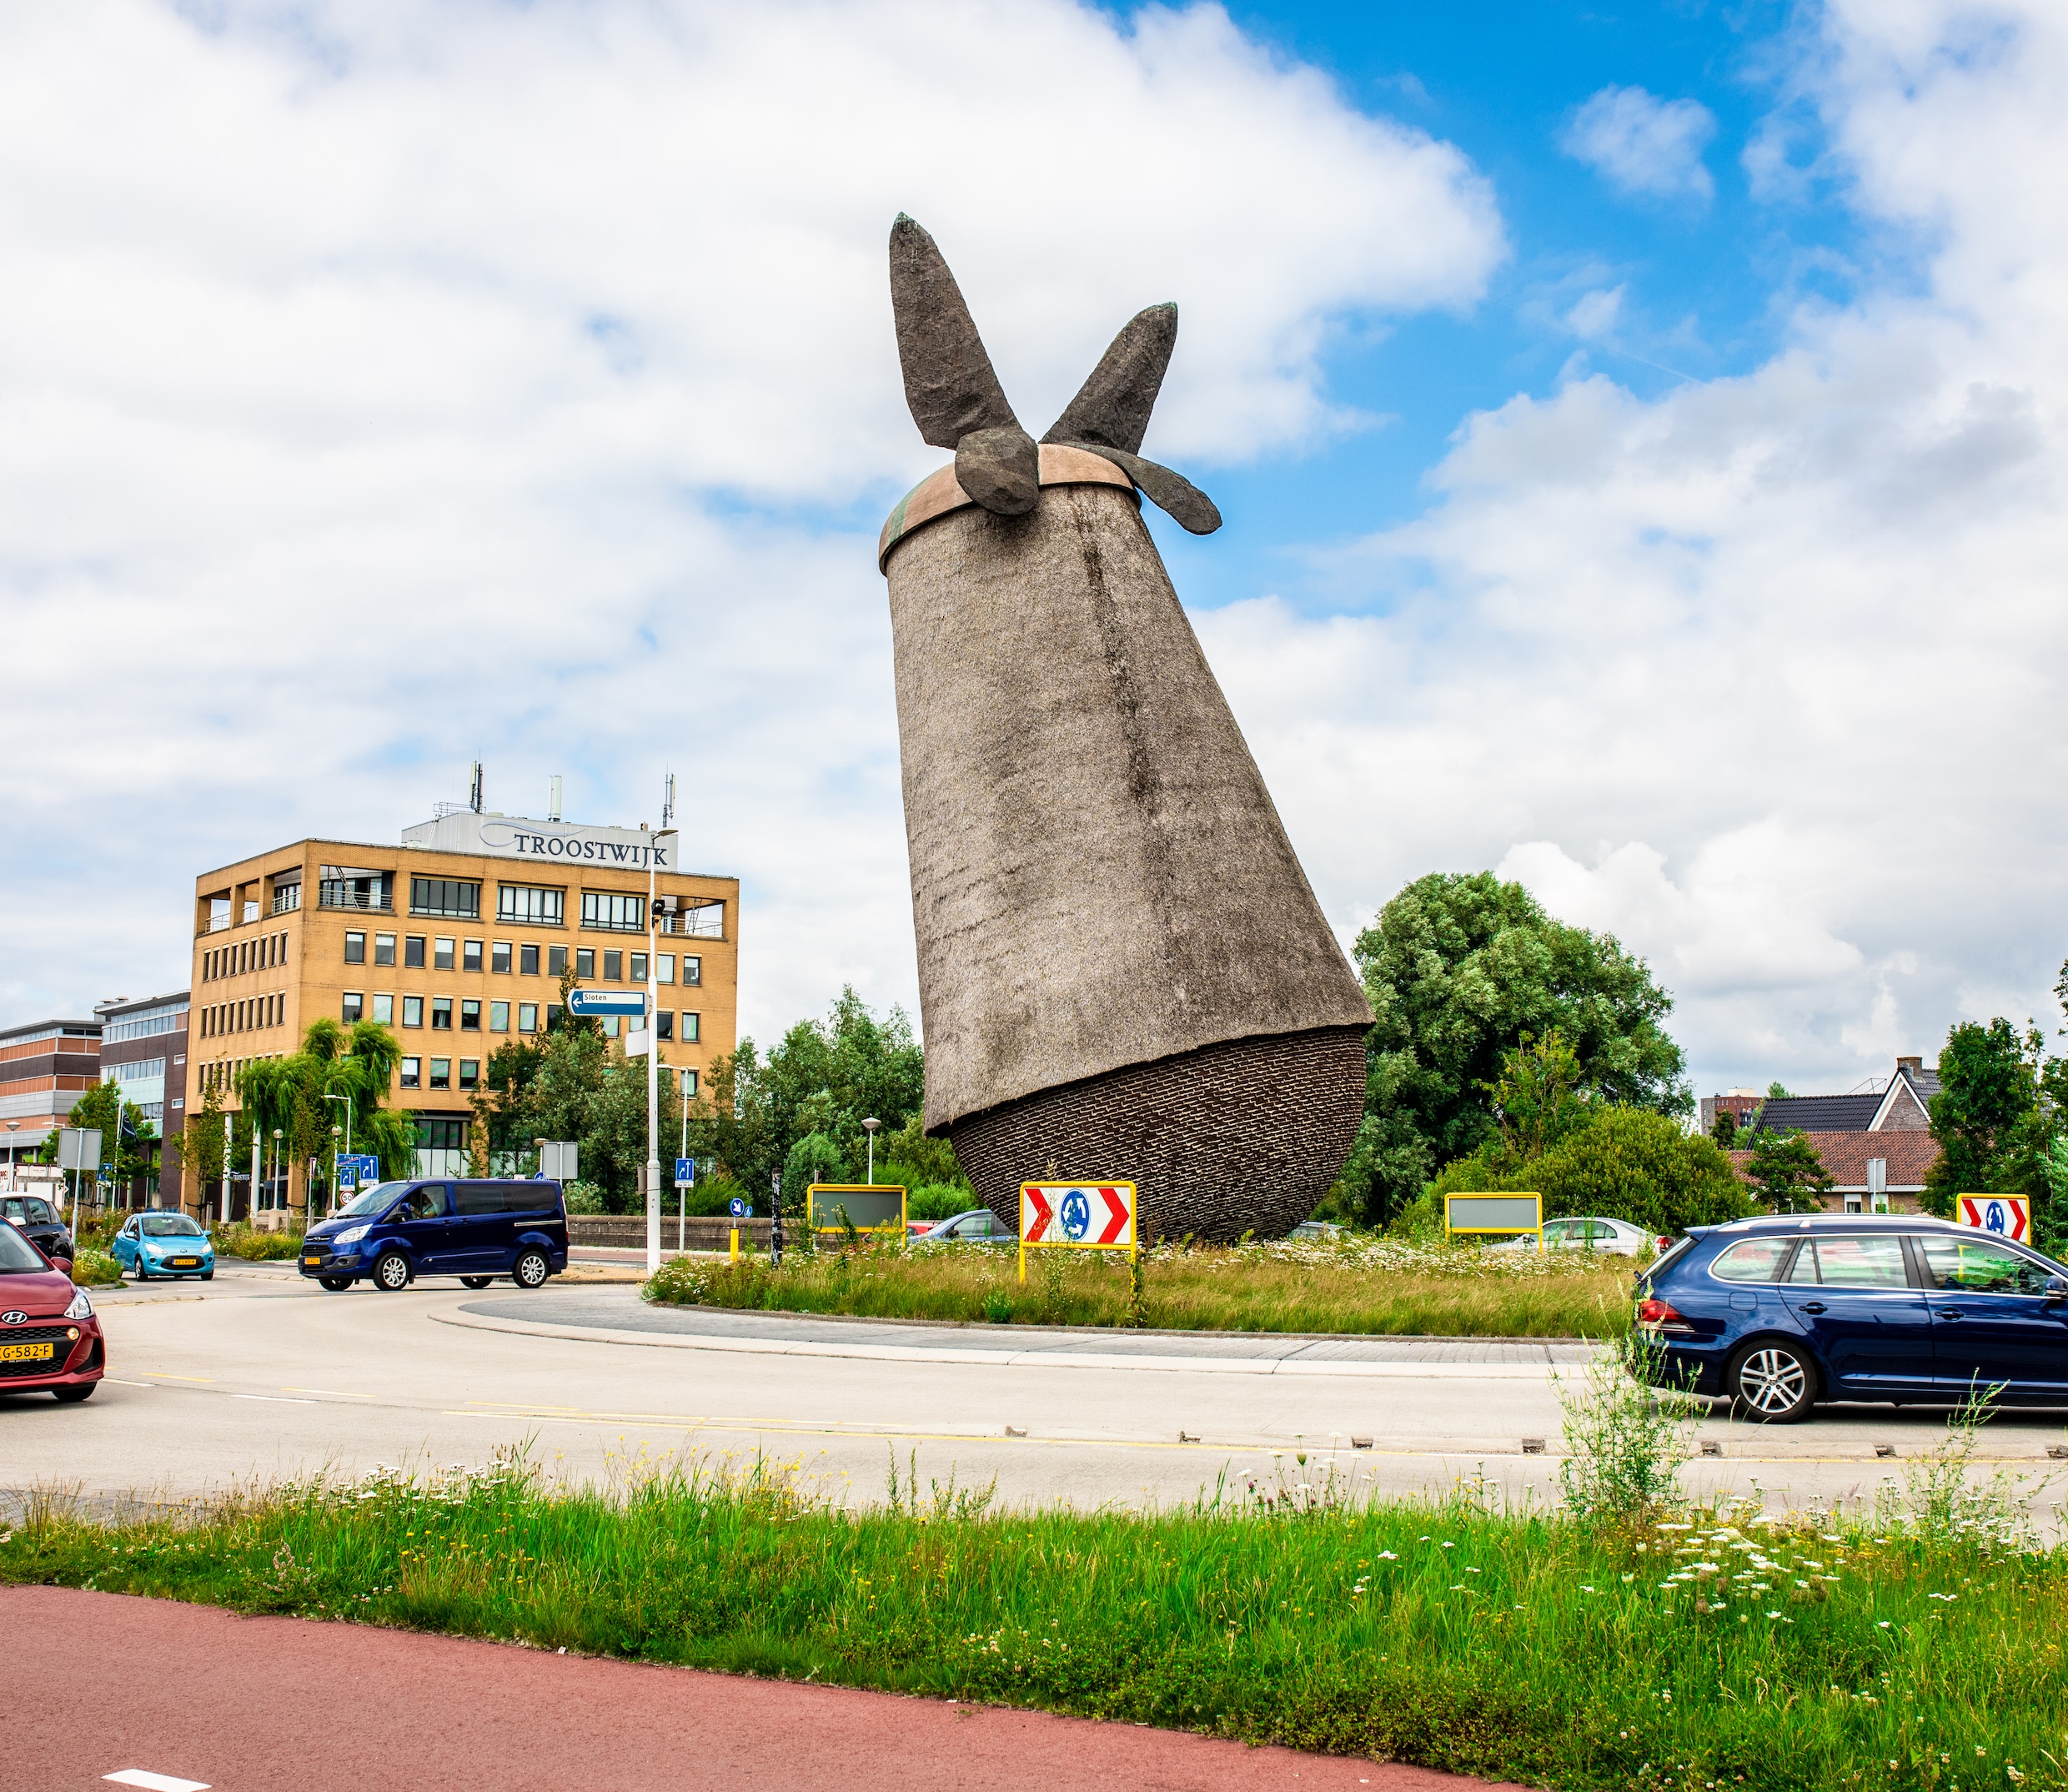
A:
[111,1211,216,1281]
[299,1178,569,1293]
[1635,1213,2068,1422]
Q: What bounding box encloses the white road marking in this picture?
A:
[102,1378,155,1388]
[104,1770,211,1791]
[232,1393,314,1403]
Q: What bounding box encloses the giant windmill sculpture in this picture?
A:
[877,216,1371,1241]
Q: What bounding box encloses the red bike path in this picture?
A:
[9,1585,1533,1792]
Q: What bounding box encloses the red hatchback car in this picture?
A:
[0,1218,103,1402]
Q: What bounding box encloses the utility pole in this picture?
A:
[645,775,677,1277]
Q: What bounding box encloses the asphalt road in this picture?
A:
[12,1584,1527,1792]
[5,1260,2065,1520]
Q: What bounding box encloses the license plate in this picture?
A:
[170,1257,200,1267]
[302,1255,322,1267]
[0,1342,54,1364]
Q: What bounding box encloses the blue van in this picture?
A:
[1635,1212,2068,1422]
[299,1178,570,1293]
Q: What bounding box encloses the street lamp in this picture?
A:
[270,1127,284,1217]
[328,1123,343,1220]
[862,1117,881,1185]
[643,781,679,1277]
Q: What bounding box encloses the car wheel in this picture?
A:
[52,1383,95,1403]
[202,1269,214,1281]
[459,1276,493,1289]
[1729,1341,1817,1423]
[319,1276,354,1292]
[512,1249,550,1290]
[372,1251,413,1292]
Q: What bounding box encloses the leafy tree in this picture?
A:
[1709,1107,1739,1150]
[55,1080,158,1195]
[1340,871,1690,1226]
[1923,1017,2045,1218]
[1428,1105,1753,1237]
[1766,1082,1794,1099]
[238,1020,418,1212]
[1743,1127,1835,1213]
[1483,1029,1592,1162]
[481,1024,680,1214]
[877,1112,968,1191]
[783,1132,848,1197]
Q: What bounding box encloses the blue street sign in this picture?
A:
[729,1196,745,1217]
[566,989,648,1017]
[675,1157,695,1189]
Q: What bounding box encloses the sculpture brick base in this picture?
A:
[947,1026,1369,1244]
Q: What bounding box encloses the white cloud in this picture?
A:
[0,0,1505,1042]
[1202,1,2068,1099]
[1564,284,1626,341]
[1562,84,1718,202]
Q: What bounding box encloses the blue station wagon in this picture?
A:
[1635,1213,2068,1422]
[299,1178,569,1293]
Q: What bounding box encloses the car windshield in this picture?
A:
[140,1214,203,1237]
[338,1181,408,1217]
[0,1224,49,1273]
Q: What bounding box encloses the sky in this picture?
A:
[3,0,2064,1102]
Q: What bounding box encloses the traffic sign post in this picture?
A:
[1443,1192,1543,1252]
[1018,1181,1137,1284]
[1958,1193,2030,1243]
[675,1157,695,1253]
[565,989,649,1018]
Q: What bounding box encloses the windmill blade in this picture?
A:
[1061,443,1222,535]
[1041,303,1177,455]
[889,215,1021,449]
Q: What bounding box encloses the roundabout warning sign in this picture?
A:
[1020,1181,1137,1282]
[1957,1193,2030,1242]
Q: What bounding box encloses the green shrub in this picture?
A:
[561,1181,606,1215]
[906,1182,974,1222]
[67,1247,123,1287]
[211,1226,304,1262]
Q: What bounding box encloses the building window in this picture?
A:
[461,999,481,1032]
[520,943,540,976]
[668,901,723,939]
[630,952,648,982]
[489,1001,509,1032]
[374,933,396,966]
[429,1057,451,1091]
[459,1058,479,1092]
[405,936,427,969]
[682,956,700,986]
[545,1004,562,1030]
[575,948,595,979]
[372,994,394,1026]
[680,1068,699,1099]
[656,1011,674,1041]
[399,1057,420,1090]
[319,868,390,911]
[547,946,568,976]
[581,891,645,932]
[497,883,565,926]
[519,1002,539,1033]
[273,880,302,916]
[412,876,480,919]
[434,937,455,971]
[464,940,483,974]
[344,931,366,965]
[658,953,675,985]
[601,1015,620,1038]
[491,941,511,975]
[603,949,622,982]
[681,1011,700,1042]
[403,996,424,1028]
[431,998,452,1030]
[342,993,364,1024]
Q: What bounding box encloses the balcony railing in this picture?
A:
[656,908,725,939]
[319,889,395,912]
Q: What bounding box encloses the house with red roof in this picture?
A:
[1725,1057,1942,1212]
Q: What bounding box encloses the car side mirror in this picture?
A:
[48,1256,73,1278]
[2045,1276,2068,1304]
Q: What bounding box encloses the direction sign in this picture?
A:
[728,1196,748,1218]
[1018,1182,1137,1283]
[566,989,648,1017]
[675,1157,695,1190]
[1958,1194,2030,1243]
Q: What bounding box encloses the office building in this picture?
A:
[187,807,738,1208]
[0,1016,101,1177]
[95,991,191,1202]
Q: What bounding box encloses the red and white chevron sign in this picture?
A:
[1021,1182,1136,1249]
[1958,1194,2030,1242]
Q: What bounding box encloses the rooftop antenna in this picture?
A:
[661,771,675,830]
[548,775,563,823]
[469,761,484,814]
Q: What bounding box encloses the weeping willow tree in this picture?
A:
[238,1019,419,1208]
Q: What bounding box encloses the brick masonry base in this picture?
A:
[948,1026,1370,1244]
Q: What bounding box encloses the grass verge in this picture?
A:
[644,1234,1639,1338]
[210,1225,304,1262]
[3,1443,2062,1792]
[66,1247,123,1287]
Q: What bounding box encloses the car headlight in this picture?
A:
[64,1286,93,1320]
[334,1224,370,1246]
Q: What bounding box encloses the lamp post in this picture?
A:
[644,783,677,1277]
[4,1119,18,1194]
[270,1127,284,1217]
[862,1117,881,1185]
[328,1123,343,1219]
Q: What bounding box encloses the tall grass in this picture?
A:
[644,1234,1639,1338]
[4,1431,2062,1792]
[211,1224,304,1262]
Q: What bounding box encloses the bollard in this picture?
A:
[730,1227,739,1262]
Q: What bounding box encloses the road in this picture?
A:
[5,1259,2065,1519]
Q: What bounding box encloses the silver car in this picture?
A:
[1495,1215,1668,1255]
[913,1208,1013,1244]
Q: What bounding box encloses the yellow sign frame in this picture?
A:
[1443,1191,1544,1253]
[806,1183,907,1240]
[1018,1180,1139,1284]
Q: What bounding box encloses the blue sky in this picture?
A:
[0,0,2063,1107]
